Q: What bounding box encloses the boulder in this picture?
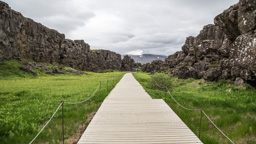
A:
[234,77,244,85]
[19,66,37,76]
[173,66,202,79]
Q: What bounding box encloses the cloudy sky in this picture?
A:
[4,0,238,55]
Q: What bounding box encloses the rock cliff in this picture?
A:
[143,0,256,85]
[121,55,135,71]
[0,1,124,72]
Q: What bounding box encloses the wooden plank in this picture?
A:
[78,73,202,144]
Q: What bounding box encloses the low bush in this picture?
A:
[149,73,172,90]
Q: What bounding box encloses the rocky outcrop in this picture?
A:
[142,60,164,73]
[214,0,256,83]
[143,0,256,85]
[19,61,84,75]
[0,1,125,72]
[87,50,121,72]
[121,55,135,71]
[163,24,231,80]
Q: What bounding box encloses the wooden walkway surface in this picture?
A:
[78,73,202,144]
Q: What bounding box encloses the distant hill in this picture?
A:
[123,54,167,64]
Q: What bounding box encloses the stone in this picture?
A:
[19,66,37,76]
[173,66,202,79]
[234,77,244,85]
[203,67,222,81]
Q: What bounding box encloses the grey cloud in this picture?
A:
[3,0,238,55]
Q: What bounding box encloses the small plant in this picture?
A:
[149,73,172,90]
[160,66,173,75]
[91,50,98,53]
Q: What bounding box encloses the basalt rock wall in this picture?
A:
[144,0,256,85]
[0,1,123,72]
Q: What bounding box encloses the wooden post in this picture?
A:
[199,109,202,139]
[61,101,64,144]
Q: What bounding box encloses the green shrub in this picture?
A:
[160,66,173,75]
[149,73,172,90]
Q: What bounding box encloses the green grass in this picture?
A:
[0,60,126,144]
[0,60,32,79]
[133,72,256,144]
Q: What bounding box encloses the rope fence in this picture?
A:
[64,83,100,105]
[29,73,124,144]
[154,79,234,144]
[29,102,63,144]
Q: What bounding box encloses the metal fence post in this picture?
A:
[61,101,64,144]
[199,109,202,139]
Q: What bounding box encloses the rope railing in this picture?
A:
[64,83,100,104]
[154,79,165,89]
[201,110,234,144]
[29,73,124,144]
[29,102,63,144]
[166,88,201,111]
[153,79,234,144]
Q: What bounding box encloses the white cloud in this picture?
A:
[3,0,239,55]
[127,50,143,55]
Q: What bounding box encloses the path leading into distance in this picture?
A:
[78,73,202,144]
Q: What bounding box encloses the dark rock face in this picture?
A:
[60,39,90,70]
[142,60,163,73]
[0,1,65,63]
[0,1,125,72]
[173,66,202,79]
[214,4,240,42]
[162,24,230,81]
[143,0,256,84]
[87,50,121,72]
[121,55,135,71]
[214,0,256,41]
[238,0,256,34]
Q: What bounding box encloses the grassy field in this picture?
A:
[0,60,125,144]
[133,72,256,144]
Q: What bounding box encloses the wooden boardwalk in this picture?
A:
[78,73,202,144]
